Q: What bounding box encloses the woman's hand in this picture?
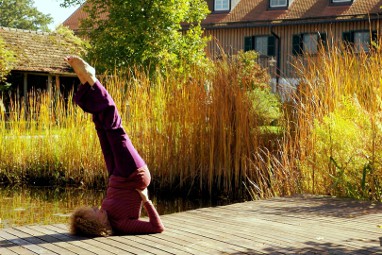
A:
[136,188,149,203]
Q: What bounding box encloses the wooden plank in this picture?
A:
[164,216,290,254]
[152,229,234,255]
[44,224,130,255]
[146,231,219,255]
[51,224,151,255]
[126,235,193,255]
[165,201,380,254]
[190,204,374,250]
[0,229,42,255]
[161,223,269,255]
[14,226,77,255]
[24,225,95,255]
[5,227,72,255]
[0,237,19,255]
[0,196,382,255]
[96,237,143,255]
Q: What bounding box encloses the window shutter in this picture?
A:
[267,36,276,56]
[343,31,354,43]
[319,33,327,49]
[244,36,253,51]
[372,30,378,42]
[292,34,302,55]
[371,30,378,49]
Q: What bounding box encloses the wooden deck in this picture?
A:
[0,195,382,254]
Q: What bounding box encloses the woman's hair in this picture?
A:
[69,206,113,237]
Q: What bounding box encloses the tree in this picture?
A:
[0,36,16,89]
[0,0,53,31]
[60,0,210,74]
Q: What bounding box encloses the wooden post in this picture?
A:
[55,75,60,109]
[47,74,52,101]
[23,73,28,114]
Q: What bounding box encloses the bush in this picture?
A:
[310,96,376,198]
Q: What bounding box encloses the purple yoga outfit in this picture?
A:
[73,81,164,234]
[73,80,145,177]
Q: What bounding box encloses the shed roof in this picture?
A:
[0,27,75,74]
[63,0,382,31]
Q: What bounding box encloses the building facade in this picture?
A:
[202,0,382,91]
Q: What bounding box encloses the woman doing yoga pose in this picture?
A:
[65,56,164,237]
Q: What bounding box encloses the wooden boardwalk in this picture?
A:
[0,195,382,254]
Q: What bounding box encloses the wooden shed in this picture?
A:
[0,27,80,104]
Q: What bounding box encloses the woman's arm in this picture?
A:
[113,200,165,234]
[113,188,164,234]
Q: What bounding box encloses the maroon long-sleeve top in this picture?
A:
[74,81,164,234]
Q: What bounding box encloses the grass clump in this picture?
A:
[0,53,283,200]
[290,42,382,200]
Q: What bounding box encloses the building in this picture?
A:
[63,0,382,92]
[0,27,79,104]
[202,0,382,91]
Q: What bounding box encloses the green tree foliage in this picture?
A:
[61,0,210,74]
[235,51,281,126]
[0,37,16,85]
[0,0,53,31]
[54,25,90,56]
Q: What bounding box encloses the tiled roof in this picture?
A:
[0,27,75,74]
[62,3,89,32]
[63,0,382,31]
[63,3,108,32]
[203,0,382,26]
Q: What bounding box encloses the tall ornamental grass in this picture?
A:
[0,53,285,199]
[5,41,381,201]
[290,42,382,200]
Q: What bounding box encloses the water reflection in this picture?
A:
[0,187,235,229]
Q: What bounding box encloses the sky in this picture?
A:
[33,0,80,30]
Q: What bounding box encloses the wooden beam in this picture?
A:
[47,75,52,99]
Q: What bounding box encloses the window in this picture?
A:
[302,34,319,54]
[330,0,353,5]
[244,35,276,57]
[270,0,288,8]
[343,31,377,53]
[215,0,230,11]
[331,0,352,3]
[293,33,327,55]
[354,32,370,52]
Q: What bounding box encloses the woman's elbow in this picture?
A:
[155,224,165,233]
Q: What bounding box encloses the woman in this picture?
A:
[65,56,164,236]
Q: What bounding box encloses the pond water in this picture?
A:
[0,187,238,229]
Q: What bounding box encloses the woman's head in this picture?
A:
[70,206,112,237]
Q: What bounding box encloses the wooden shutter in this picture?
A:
[342,31,354,43]
[319,33,327,49]
[267,36,276,56]
[292,34,302,55]
[244,36,253,51]
[371,30,378,49]
[372,30,378,42]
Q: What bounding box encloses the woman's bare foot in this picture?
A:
[64,56,97,85]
